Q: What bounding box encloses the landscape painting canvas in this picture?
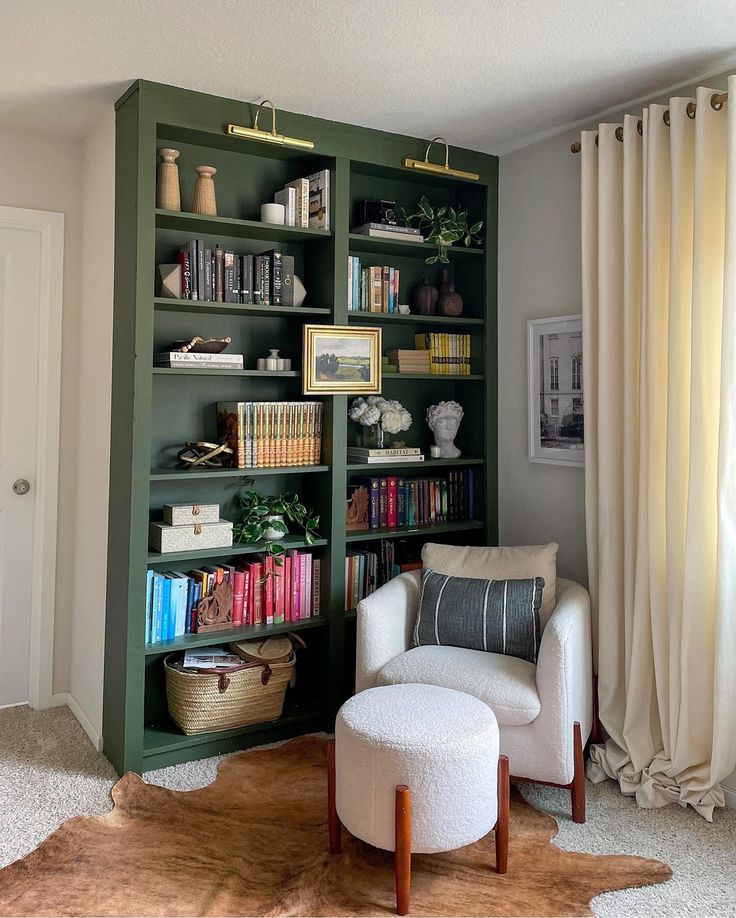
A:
[528,315,584,466]
[303,325,381,394]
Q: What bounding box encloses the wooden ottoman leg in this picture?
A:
[495,754,509,874]
[395,785,411,916]
[570,722,586,824]
[327,739,341,854]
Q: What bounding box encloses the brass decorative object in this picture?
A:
[196,577,234,633]
[192,165,218,216]
[177,441,233,468]
[403,137,479,181]
[158,264,182,299]
[171,336,232,354]
[226,100,315,150]
[156,148,181,211]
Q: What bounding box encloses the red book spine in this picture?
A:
[242,570,250,625]
[232,570,246,627]
[387,477,398,528]
[264,556,274,624]
[379,477,388,527]
[284,557,292,621]
[253,563,263,624]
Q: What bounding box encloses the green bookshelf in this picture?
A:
[104,79,498,774]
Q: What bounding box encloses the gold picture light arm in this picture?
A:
[226,99,315,150]
[403,136,479,181]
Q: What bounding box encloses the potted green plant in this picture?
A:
[401,195,483,264]
[233,480,320,567]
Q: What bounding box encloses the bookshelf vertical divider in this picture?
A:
[104,80,498,774]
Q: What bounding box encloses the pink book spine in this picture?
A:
[264,556,274,625]
[303,554,312,620]
[232,570,246,627]
[291,551,301,620]
[242,570,250,625]
[284,557,292,621]
[274,564,285,623]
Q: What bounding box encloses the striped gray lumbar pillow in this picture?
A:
[413,569,545,664]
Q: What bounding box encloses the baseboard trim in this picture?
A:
[723,784,736,811]
[51,693,103,752]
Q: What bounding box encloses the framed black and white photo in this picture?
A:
[528,315,584,467]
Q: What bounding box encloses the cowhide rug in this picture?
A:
[0,735,670,917]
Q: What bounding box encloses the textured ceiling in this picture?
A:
[1,0,735,153]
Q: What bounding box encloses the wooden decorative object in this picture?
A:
[395,785,411,916]
[346,485,369,531]
[192,165,218,216]
[437,268,463,316]
[177,441,234,468]
[158,263,182,299]
[196,577,233,633]
[411,278,439,315]
[156,148,181,211]
[171,336,232,354]
[495,755,510,874]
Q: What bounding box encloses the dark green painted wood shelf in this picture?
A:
[144,615,326,655]
[345,520,484,543]
[104,79,498,777]
[150,465,329,481]
[154,297,331,318]
[147,535,328,566]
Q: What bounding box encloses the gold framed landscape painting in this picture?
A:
[302,325,382,394]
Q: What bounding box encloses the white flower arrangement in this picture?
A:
[349,396,412,434]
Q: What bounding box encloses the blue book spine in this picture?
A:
[184,577,193,634]
[161,577,172,641]
[189,581,202,633]
[353,257,360,310]
[396,478,406,527]
[152,573,164,643]
[172,578,183,638]
[145,570,154,644]
[388,267,395,313]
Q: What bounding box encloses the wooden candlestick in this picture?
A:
[192,165,218,216]
[156,148,181,211]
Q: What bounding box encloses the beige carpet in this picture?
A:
[0,706,734,915]
[0,733,670,916]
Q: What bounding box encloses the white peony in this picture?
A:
[362,405,382,426]
[348,398,368,422]
[381,407,412,434]
[349,396,411,432]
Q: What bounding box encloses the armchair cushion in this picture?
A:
[413,569,544,664]
[377,644,541,726]
[421,542,559,625]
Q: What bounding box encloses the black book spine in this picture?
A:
[194,240,203,301]
[252,255,262,304]
[280,254,295,307]
[242,254,253,303]
[224,251,235,303]
[177,250,191,300]
[271,251,282,305]
[261,255,270,306]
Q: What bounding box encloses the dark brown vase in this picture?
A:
[437,268,464,317]
[411,278,439,315]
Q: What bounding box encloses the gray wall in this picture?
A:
[497,70,731,587]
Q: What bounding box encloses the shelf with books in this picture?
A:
[153,297,332,318]
[348,233,483,260]
[381,372,484,381]
[156,210,333,245]
[152,367,300,378]
[347,311,483,327]
[345,519,484,543]
[150,465,329,481]
[147,535,328,568]
[144,615,326,656]
[346,457,483,473]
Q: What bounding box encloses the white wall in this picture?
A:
[0,128,83,697]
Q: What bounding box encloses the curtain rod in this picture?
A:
[570,90,728,153]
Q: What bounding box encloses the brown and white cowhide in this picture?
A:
[0,735,670,917]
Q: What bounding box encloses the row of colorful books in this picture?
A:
[351,468,475,529]
[216,401,323,469]
[347,258,401,312]
[345,542,421,610]
[412,333,472,375]
[274,169,330,230]
[175,244,295,306]
[145,550,321,644]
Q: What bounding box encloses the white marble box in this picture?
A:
[149,519,233,554]
[163,502,220,526]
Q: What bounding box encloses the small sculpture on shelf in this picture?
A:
[426,400,464,458]
[191,165,218,216]
[196,578,233,633]
[346,484,370,532]
[410,278,439,316]
[156,148,181,211]
[158,264,182,299]
[437,268,464,317]
[171,336,232,354]
[177,441,234,468]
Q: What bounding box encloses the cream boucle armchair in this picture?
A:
[355,569,593,822]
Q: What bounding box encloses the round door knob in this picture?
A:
[12,479,30,495]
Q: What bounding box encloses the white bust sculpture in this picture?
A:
[426,400,464,458]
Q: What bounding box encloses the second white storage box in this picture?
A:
[163,502,220,526]
[149,519,233,553]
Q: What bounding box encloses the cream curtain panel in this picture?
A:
[582,75,736,819]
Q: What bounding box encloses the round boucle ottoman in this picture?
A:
[327,683,509,915]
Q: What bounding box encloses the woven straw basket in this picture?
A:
[164,651,295,735]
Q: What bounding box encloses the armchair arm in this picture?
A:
[355,569,421,693]
[536,578,593,749]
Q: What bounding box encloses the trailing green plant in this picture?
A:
[233,479,320,567]
[401,195,483,264]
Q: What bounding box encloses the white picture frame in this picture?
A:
[527,315,584,467]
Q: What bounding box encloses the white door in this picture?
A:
[0,207,63,709]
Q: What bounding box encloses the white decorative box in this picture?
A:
[163,502,220,526]
[149,519,233,554]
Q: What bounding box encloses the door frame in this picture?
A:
[0,205,64,709]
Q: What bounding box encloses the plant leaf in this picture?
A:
[469,221,483,234]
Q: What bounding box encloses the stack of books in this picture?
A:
[347,446,424,464]
[345,543,421,610]
[274,169,330,230]
[217,401,323,469]
[352,223,423,243]
[414,333,472,375]
[385,349,431,374]
[347,258,401,312]
[154,351,244,370]
[354,468,475,530]
[174,244,296,306]
[145,549,321,645]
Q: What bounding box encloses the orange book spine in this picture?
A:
[256,404,264,468]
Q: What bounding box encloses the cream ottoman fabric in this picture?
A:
[335,683,499,854]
